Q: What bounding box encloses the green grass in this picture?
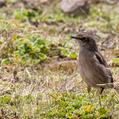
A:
[0,69,119,119]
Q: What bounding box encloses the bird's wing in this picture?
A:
[94,51,113,83]
[95,51,108,67]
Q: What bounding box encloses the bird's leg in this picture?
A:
[87,86,91,93]
[97,88,104,107]
[99,95,102,107]
[100,88,104,95]
[87,86,92,103]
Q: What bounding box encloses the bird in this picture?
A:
[71,31,113,94]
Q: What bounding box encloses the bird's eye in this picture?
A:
[80,37,86,41]
[81,37,89,42]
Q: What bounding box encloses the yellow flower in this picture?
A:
[83,105,93,113]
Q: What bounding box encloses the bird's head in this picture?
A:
[71,32,98,51]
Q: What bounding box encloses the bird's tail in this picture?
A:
[97,82,119,94]
[97,83,114,88]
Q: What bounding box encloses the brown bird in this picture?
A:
[71,31,113,94]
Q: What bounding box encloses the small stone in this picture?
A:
[60,0,89,16]
[0,0,5,7]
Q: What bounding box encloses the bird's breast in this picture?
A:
[78,51,107,87]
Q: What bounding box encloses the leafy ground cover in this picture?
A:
[0,0,119,119]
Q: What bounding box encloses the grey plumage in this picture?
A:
[71,32,113,94]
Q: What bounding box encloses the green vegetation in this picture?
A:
[1,70,119,119]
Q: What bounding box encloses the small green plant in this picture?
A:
[14,35,50,64]
[0,95,11,106]
[13,9,39,21]
[60,47,77,59]
[41,92,115,119]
